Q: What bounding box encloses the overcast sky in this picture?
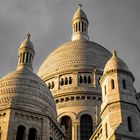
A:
[0,0,140,91]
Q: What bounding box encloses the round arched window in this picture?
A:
[80,114,93,140]
[60,116,72,140]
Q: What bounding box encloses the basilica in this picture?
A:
[0,4,140,140]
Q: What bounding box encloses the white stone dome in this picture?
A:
[38,40,111,79]
[103,50,129,74]
[0,68,57,118]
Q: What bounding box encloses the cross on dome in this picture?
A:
[26,32,31,40]
[112,49,117,57]
[78,3,83,9]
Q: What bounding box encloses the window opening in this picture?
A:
[65,77,68,85]
[82,22,84,32]
[127,117,133,132]
[88,76,91,84]
[48,83,51,89]
[16,125,25,140]
[69,77,72,84]
[104,85,107,95]
[60,78,64,86]
[79,22,81,31]
[80,76,83,83]
[28,128,37,140]
[105,123,108,138]
[76,23,78,32]
[60,116,72,140]
[26,53,29,63]
[111,79,115,89]
[80,114,93,140]
[84,76,87,83]
[123,79,126,89]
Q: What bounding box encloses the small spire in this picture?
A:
[26,32,31,40]
[112,49,117,57]
[78,3,83,9]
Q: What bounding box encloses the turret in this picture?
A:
[17,33,35,71]
[99,50,140,140]
[71,4,89,41]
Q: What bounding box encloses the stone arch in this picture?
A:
[58,112,76,123]
[76,110,94,121]
[16,125,26,140]
[60,116,72,140]
[28,127,37,140]
[80,114,93,140]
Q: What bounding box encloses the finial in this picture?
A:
[78,3,83,9]
[26,32,31,40]
[112,49,117,57]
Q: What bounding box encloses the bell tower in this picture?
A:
[17,33,35,71]
[71,4,89,41]
[100,50,140,140]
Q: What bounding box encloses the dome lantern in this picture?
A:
[71,4,89,41]
[17,33,35,71]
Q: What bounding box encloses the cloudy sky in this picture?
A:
[0,0,140,91]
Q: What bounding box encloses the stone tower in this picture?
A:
[0,34,65,140]
[91,50,140,140]
[38,5,111,140]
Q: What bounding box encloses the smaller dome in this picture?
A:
[19,33,34,49]
[0,69,57,118]
[72,5,87,21]
[104,50,129,74]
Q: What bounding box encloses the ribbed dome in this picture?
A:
[38,40,111,79]
[72,7,87,21]
[104,50,129,74]
[0,69,57,118]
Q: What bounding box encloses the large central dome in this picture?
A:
[38,40,111,80]
[38,6,111,80]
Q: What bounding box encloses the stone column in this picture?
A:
[72,121,79,140]
[25,131,29,140]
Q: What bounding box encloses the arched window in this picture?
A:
[104,85,107,95]
[88,76,91,84]
[76,23,78,32]
[28,128,37,140]
[25,53,29,63]
[60,78,64,86]
[105,123,108,138]
[82,22,84,32]
[50,137,53,140]
[60,116,72,140]
[123,79,126,89]
[65,77,68,85]
[84,76,87,83]
[48,83,51,89]
[78,22,80,31]
[127,117,133,132]
[16,125,25,140]
[80,76,83,83]
[22,53,25,63]
[80,114,93,140]
[69,77,72,84]
[111,79,115,89]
